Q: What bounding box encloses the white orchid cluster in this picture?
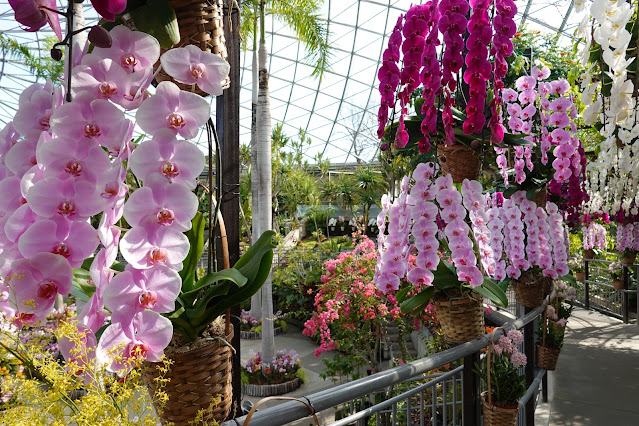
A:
[576,0,635,126]
[575,0,639,216]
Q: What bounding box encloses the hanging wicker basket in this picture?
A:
[622,254,636,265]
[142,328,234,424]
[584,249,595,259]
[155,0,231,96]
[433,291,485,343]
[438,143,480,183]
[536,343,560,371]
[532,186,547,208]
[512,272,545,308]
[481,391,518,426]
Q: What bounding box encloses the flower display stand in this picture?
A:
[437,143,480,183]
[481,391,518,426]
[433,291,484,343]
[240,326,283,340]
[142,328,234,424]
[242,377,302,397]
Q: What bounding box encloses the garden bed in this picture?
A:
[242,377,302,397]
[240,326,283,340]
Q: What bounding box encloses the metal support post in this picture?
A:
[584,259,590,310]
[462,352,480,426]
[524,308,535,426]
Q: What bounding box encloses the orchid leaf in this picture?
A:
[71,268,94,302]
[128,0,180,49]
[400,287,434,315]
[558,273,577,286]
[474,277,508,307]
[179,212,205,292]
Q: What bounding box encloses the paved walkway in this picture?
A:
[540,307,639,425]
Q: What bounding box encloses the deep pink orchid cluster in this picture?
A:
[0,25,229,375]
[377,0,518,150]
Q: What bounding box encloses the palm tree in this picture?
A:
[353,166,385,232]
[243,0,331,363]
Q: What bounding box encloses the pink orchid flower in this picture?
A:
[6,252,73,320]
[129,129,205,189]
[124,173,198,233]
[99,165,129,225]
[136,81,211,140]
[4,138,39,178]
[18,218,99,268]
[77,292,109,334]
[72,57,152,110]
[160,45,230,96]
[13,82,59,142]
[92,25,160,73]
[9,0,62,40]
[103,264,182,324]
[26,176,104,221]
[119,226,189,270]
[0,122,20,157]
[37,136,112,185]
[4,204,41,244]
[90,248,115,295]
[0,176,26,217]
[97,310,173,374]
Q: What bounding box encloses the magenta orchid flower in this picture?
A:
[9,0,62,40]
[92,25,160,73]
[160,45,230,96]
[96,310,173,374]
[6,252,73,321]
[123,172,198,233]
[119,226,189,270]
[136,81,211,139]
[103,264,182,324]
[26,177,104,221]
[129,129,205,189]
[89,0,126,22]
[18,218,99,268]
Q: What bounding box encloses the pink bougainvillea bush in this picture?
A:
[0,24,237,376]
[302,234,437,374]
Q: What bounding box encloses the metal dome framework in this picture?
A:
[0,0,583,165]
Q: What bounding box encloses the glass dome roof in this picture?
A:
[0,0,584,164]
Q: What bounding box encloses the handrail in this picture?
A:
[221,295,552,426]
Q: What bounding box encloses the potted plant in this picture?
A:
[609,262,624,290]
[536,304,567,371]
[477,330,527,426]
[621,248,637,265]
[569,258,585,282]
[241,349,303,397]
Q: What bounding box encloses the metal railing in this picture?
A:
[579,258,638,323]
[222,298,552,426]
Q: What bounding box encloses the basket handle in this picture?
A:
[542,295,549,347]
[242,396,319,426]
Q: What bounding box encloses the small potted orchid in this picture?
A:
[374,163,508,344]
[609,262,624,290]
[536,303,567,371]
[568,258,585,282]
[477,329,527,425]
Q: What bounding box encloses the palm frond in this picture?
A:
[0,34,64,83]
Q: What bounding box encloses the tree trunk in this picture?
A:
[256,36,275,364]
[249,39,262,320]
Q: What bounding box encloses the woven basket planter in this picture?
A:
[532,186,547,208]
[536,344,560,371]
[242,377,302,397]
[433,291,484,343]
[155,0,230,96]
[481,392,518,426]
[438,143,480,183]
[575,271,585,281]
[622,254,636,265]
[142,329,234,424]
[584,249,595,259]
[512,272,545,308]
[240,326,283,340]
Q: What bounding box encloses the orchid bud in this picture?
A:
[380,142,390,151]
[470,139,480,149]
[88,25,112,48]
[50,47,63,61]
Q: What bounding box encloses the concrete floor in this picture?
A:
[540,307,639,426]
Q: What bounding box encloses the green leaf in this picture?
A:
[395,286,411,303]
[181,268,247,307]
[474,277,508,307]
[179,212,206,292]
[497,278,510,293]
[558,273,577,286]
[71,268,94,302]
[128,0,180,49]
[400,287,434,315]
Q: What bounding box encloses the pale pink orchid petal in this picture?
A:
[92,25,160,72]
[135,81,210,139]
[103,264,181,324]
[0,122,21,157]
[0,247,23,278]
[26,177,104,221]
[129,129,205,189]
[119,226,189,270]
[124,173,197,232]
[59,324,97,382]
[5,139,38,178]
[97,219,121,265]
[77,293,108,334]
[89,249,114,299]
[4,204,40,243]
[97,311,172,373]
[20,164,45,198]
[0,176,26,216]
[160,45,230,96]
[13,85,58,141]
[18,218,99,268]
[38,137,112,184]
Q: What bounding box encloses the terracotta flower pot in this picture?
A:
[613,279,624,290]
[575,271,585,281]
[622,254,636,265]
[584,249,595,259]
